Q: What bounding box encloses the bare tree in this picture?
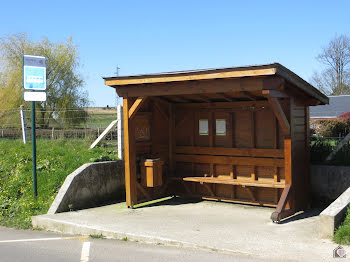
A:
[311,34,350,95]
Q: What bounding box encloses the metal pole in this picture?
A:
[20,105,27,144]
[31,101,37,198]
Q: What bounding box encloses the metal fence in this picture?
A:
[0,107,119,142]
[0,126,118,140]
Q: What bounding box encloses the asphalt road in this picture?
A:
[0,226,269,262]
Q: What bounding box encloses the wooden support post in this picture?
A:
[128,97,147,119]
[268,97,290,137]
[273,117,279,182]
[251,111,255,148]
[230,165,235,179]
[273,167,279,182]
[270,138,293,222]
[305,106,311,208]
[271,184,292,222]
[123,98,137,207]
[117,105,124,160]
[169,103,174,175]
[284,138,292,185]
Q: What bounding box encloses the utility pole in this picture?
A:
[115,66,121,107]
[115,66,120,76]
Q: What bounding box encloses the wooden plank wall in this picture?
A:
[290,98,310,211]
[133,99,171,202]
[173,101,287,205]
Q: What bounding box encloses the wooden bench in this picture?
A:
[169,176,285,189]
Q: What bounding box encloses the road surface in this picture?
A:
[0,226,269,262]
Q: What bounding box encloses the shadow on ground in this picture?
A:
[278,208,323,224]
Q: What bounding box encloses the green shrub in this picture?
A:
[310,137,350,165]
[315,119,350,138]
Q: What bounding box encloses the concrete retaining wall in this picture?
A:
[319,187,350,238]
[48,160,125,214]
[311,165,350,205]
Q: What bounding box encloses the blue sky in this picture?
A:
[1,0,349,106]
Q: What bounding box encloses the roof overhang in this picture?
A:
[104,63,329,105]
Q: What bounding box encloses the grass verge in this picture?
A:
[334,206,350,244]
[90,234,105,239]
[0,139,117,229]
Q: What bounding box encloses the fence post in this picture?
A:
[51,127,54,139]
[20,105,27,144]
[1,126,3,138]
[117,104,124,160]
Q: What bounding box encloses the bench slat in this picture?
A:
[181,176,285,189]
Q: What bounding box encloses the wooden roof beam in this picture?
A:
[170,95,193,103]
[262,90,288,98]
[151,96,171,105]
[183,94,212,103]
[241,91,257,101]
[215,93,234,102]
[196,94,212,103]
[115,77,279,98]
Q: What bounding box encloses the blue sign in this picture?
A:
[23,55,46,90]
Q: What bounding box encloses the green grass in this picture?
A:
[0,139,118,229]
[90,234,105,239]
[334,206,350,244]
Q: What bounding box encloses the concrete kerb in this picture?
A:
[31,215,263,260]
[319,187,350,238]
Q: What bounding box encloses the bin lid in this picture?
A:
[144,158,161,162]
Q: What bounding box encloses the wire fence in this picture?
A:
[0,107,119,142]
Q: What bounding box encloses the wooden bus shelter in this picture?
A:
[104,63,328,222]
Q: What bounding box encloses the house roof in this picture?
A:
[104,63,328,104]
[310,95,350,119]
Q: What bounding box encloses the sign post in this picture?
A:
[23,55,47,198]
[31,101,37,197]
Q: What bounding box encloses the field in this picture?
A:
[0,139,118,229]
[82,107,118,128]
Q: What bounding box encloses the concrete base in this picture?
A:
[33,198,338,262]
[319,187,350,238]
